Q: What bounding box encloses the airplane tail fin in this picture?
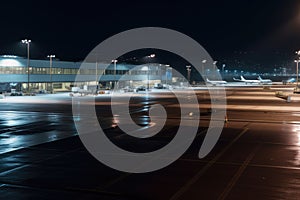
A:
[240,76,246,81]
[258,76,262,80]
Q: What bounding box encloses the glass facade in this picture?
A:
[0,56,173,92]
[0,66,164,76]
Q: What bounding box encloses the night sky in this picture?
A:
[1,0,300,68]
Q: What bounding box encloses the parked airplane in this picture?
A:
[258,76,272,84]
[206,78,227,85]
[233,76,260,84]
[282,78,296,85]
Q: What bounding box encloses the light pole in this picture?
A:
[295,51,300,87]
[166,65,172,86]
[222,64,226,73]
[47,55,55,93]
[186,65,191,84]
[147,65,150,90]
[213,61,217,79]
[165,64,170,86]
[146,54,155,89]
[112,59,118,89]
[295,59,300,88]
[22,39,31,93]
[202,59,207,79]
[95,61,98,87]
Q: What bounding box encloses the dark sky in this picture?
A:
[1,0,300,64]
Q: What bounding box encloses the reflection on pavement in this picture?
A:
[0,111,76,154]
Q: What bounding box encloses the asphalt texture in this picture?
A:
[0,85,300,199]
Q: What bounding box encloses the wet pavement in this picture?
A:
[0,87,300,199]
[0,111,76,154]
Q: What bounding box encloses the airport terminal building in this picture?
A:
[0,55,173,92]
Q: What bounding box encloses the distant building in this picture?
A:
[0,55,172,92]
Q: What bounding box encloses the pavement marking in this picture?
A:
[99,173,131,191]
[180,158,300,171]
[169,128,249,200]
[200,116,300,125]
[0,182,125,198]
[242,122,250,128]
[217,144,261,200]
[0,147,81,177]
[169,103,300,113]
[100,128,208,191]
[32,147,82,164]
[224,118,300,125]
[0,165,29,177]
